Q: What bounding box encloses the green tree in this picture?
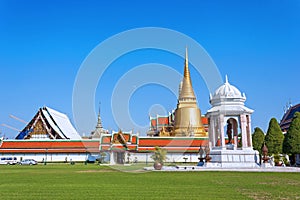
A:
[265,118,284,155]
[252,127,265,154]
[283,112,300,155]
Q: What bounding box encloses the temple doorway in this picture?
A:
[116,152,125,164]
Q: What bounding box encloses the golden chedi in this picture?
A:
[173,48,206,137]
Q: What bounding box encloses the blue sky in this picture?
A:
[0,0,299,138]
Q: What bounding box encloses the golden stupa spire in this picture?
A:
[179,47,196,101]
[173,48,206,137]
[184,47,190,79]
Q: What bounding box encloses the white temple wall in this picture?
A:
[0,153,88,162]
[125,152,201,163]
[1,152,204,163]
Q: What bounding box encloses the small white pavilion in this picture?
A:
[206,76,259,168]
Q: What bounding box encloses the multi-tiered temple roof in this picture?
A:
[16,107,81,140]
[280,103,300,133]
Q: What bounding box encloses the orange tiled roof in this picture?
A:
[138,137,208,147]
[0,140,100,153]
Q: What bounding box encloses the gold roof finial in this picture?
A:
[184,47,190,81]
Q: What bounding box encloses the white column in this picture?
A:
[240,114,248,149]
[209,116,215,148]
[219,114,226,149]
[234,136,238,150]
[110,151,115,165]
[214,117,219,147]
[247,115,253,148]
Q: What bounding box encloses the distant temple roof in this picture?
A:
[16,107,81,140]
[280,103,300,132]
[90,107,108,139]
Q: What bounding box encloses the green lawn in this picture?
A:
[0,164,299,200]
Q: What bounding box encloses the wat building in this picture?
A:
[1,107,99,163]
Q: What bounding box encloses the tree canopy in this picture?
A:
[283,112,300,154]
[252,127,265,154]
[265,118,284,155]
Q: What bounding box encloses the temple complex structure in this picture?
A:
[0,48,260,167]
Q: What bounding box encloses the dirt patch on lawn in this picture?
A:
[240,189,272,200]
[76,169,115,173]
[77,169,148,173]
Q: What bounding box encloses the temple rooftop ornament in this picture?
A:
[178,47,196,101]
[90,103,108,139]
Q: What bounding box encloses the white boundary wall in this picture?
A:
[0,152,208,164]
[124,152,201,163]
[0,153,88,163]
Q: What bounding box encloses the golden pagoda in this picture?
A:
[173,48,206,137]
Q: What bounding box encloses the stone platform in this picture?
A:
[144,166,300,172]
[208,148,260,168]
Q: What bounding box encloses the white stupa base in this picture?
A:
[206,148,260,168]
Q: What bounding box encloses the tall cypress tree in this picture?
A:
[283,112,300,155]
[265,118,284,155]
[252,127,265,154]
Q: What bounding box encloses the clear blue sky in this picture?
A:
[0,0,299,138]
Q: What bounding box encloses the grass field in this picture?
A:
[0,164,299,200]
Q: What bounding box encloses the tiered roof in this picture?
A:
[100,130,138,151]
[16,107,81,140]
[280,103,300,132]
